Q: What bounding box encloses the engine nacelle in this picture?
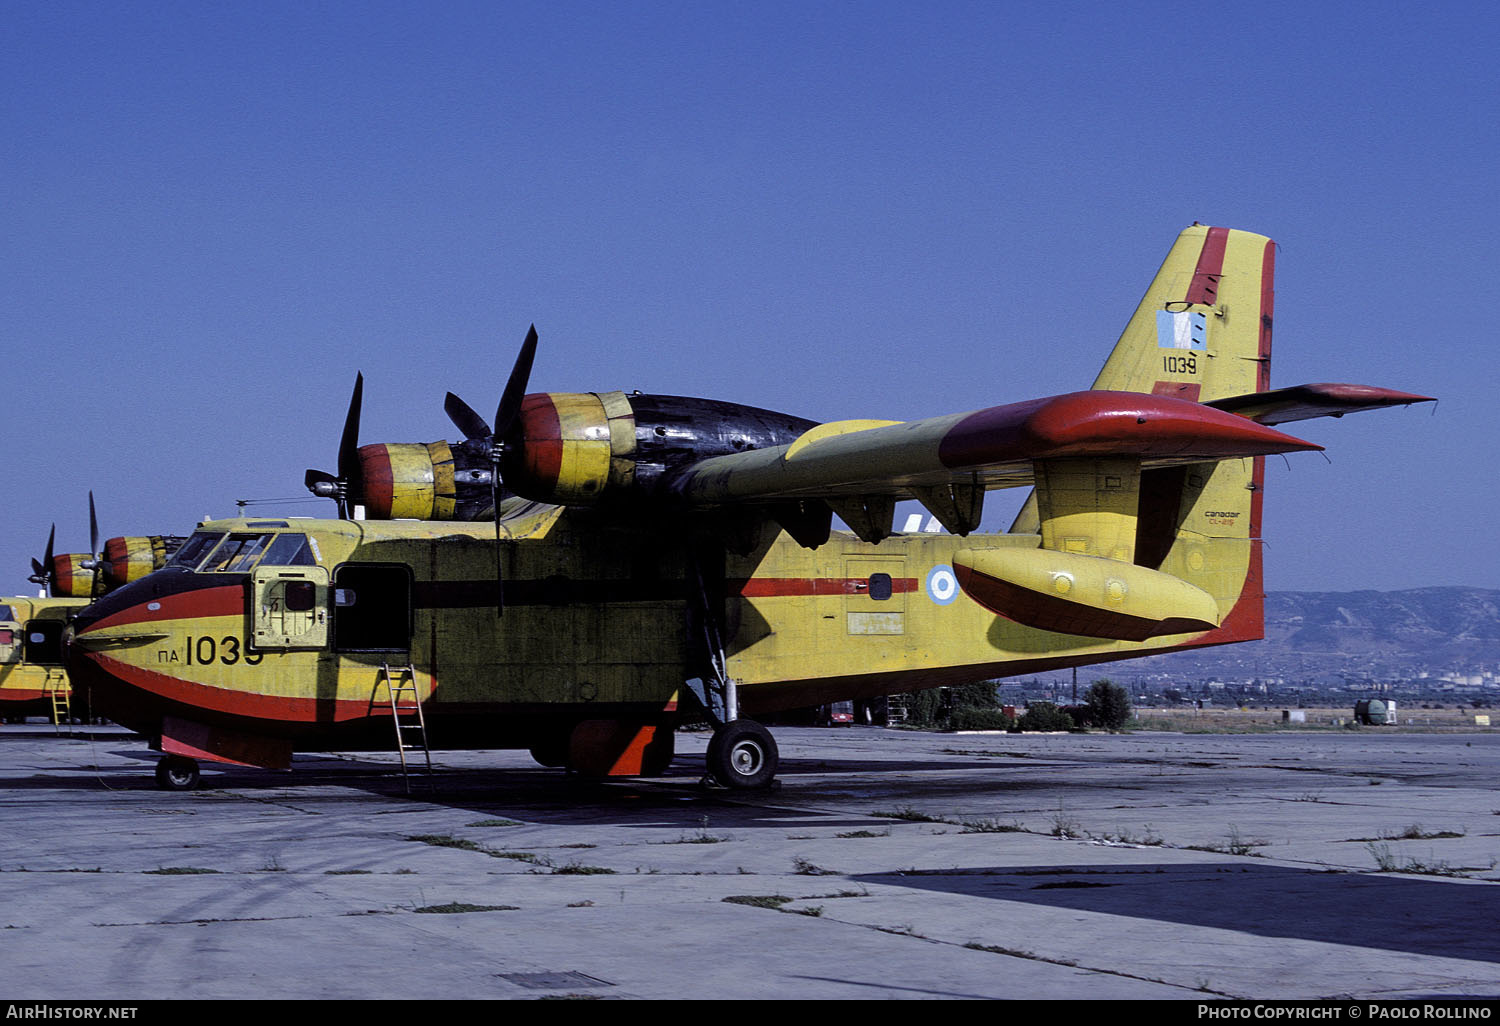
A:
[357,440,472,520]
[102,536,186,589]
[502,391,820,507]
[502,392,635,505]
[48,554,96,598]
[350,392,816,518]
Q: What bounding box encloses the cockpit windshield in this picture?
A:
[174,531,317,573]
[167,532,225,570]
[260,533,315,567]
[201,533,274,572]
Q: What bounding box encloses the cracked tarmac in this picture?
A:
[0,724,1496,999]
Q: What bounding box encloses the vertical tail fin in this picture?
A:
[1009,226,1272,645]
[1012,225,1276,534]
[1092,224,1275,402]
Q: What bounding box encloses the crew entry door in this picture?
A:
[332,564,413,653]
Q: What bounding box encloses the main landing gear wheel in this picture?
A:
[154,755,201,791]
[707,719,778,790]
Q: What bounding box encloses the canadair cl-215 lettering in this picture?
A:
[65,226,1433,790]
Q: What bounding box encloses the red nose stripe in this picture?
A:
[79,585,243,633]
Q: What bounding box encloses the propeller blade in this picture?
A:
[304,468,339,495]
[88,492,101,600]
[487,325,538,616]
[494,325,538,439]
[444,392,493,441]
[335,373,364,518]
[30,525,56,591]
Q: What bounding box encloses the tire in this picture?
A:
[155,756,201,791]
[707,719,778,789]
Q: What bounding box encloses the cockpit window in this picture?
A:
[0,605,12,621]
[168,532,226,569]
[259,533,316,567]
[201,533,274,573]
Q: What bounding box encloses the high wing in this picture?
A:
[670,389,1318,508]
[667,383,1433,543]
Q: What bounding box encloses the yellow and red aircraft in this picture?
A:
[0,593,87,722]
[65,226,1432,790]
[1,507,185,722]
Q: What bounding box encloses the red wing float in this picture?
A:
[65,226,1434,790]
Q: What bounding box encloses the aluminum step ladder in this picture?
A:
[379,662,432,792]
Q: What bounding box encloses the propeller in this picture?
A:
[442,392,493,442]
[87,492,101,600]
[304,373,364,518]
[28,525,56,595]
[449,325,538,614]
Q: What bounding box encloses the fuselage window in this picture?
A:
[868,573,893,601]
[284,580,316,612]
[332,564,412,653]
[0,605,12,621]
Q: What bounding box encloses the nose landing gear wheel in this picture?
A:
[155,755,201,791]
[707,719,778,789]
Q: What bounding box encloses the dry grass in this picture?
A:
[1130,706,1490,733]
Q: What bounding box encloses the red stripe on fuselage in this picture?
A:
[76,649,370,726]
[79,584,243,633]
[734,577,918,598]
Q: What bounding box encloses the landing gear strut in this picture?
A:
[707,719,779,790]
[154,755,201,791]
[686,541,781,790]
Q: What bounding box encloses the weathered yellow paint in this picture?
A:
[785,419,903,460]
[954,547,1221,630]
[0,596,87,709]
[550,393,614,501]
[427,440,458,520]
[1091,225,1270,403]
[1035,457,1140,561]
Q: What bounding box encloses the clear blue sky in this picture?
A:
[4,1,1493,593]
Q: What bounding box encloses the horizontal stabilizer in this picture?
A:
[1205,383,1435,425]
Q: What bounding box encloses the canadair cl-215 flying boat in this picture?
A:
[66,226,1433,790]
[3,501,184,722]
